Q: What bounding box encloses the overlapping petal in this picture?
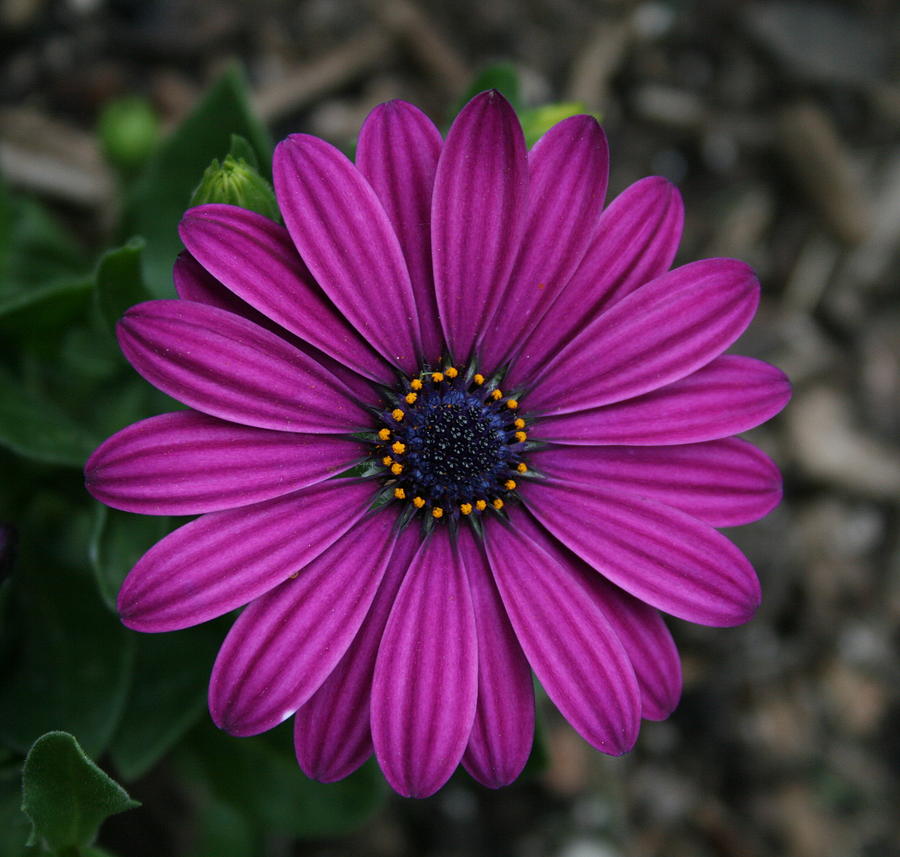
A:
[508,176,683,387]
[117,479,375,632]
[357,101,444,360]
[530,437,782,527]
[478,115,608,371]
[371,530,478,798]
[511,512,681,721]
[485,509,640,754]
[460,527,534,788]
[294,525,421,782]
[534,355,791,445]
[432,90,528,362]
[523,259,760,415]
[179,204,391,383]
[117,300,370,432]
[85,411,365,515]
[274,134,422,372]
[521,479,760,626]
[172,252,382,407]
[208,509,400,737]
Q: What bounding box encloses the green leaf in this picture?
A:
[21,732,139,852]
[520,102,600,148]
[0,279,94,344]
[0,366,99,467]
[0,560,135,758]
[108,627,220,781]
[89,506,175,611]
[228,134,259,170]
[0,184,89,296]
[458,62,522,113]
[95,239,152,334]
[125,65,272,296]
[0,757,34,857]
[178,722,388,839]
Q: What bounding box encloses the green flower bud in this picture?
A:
[98,96,160,173]
[189,154,280,221]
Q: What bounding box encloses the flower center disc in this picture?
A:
[372,367,529,522]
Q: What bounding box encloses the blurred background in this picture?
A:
[1,1,898,856]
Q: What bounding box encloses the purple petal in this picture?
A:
[534,355,792,446]
[294,524,421,782]
[371,529,478,798]
[521,479,761,627]
[179,205,391,383]
[460,527,534,788]
[208,510,399,736]
[117,300,370,432]
[484,509,640,755]
[512,512,681,721]
[274,134,422,373]
[117,479,375,632]
[173,252,383,408]
[356,101,444,361]
[523,259,761,415]
[85,411,365,515]
[530,437,783,527]
[431,90,528,362]
[478,115,609,372]
[508,177,683,387]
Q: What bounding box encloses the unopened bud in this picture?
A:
[189,154,279,221]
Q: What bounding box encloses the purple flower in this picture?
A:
[85,92,790,798]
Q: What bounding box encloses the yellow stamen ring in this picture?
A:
[473,373,485,385]
[504,479,517,491]
[391,408,405,421]
[445,366,458,378]
[460,503,472,515]
[390,462,404,475]
[513,418,526,429]
[490,389,503,401]
[432,507,444,519]
[378,428,391,441]
[412,496,426,509]
[391,441,406,455]
[493,498,504,510]
[405,392,418,404]
[475,499,487,511]
[431,372,444,383]
[514,431,527,443]
[517,462,528,473]
[382,456,393,466]
[394,487,406,499]
[506,399,519,409]
[410,378,423,391]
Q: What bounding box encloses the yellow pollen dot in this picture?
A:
[391,441,406,455]
[394,487,406,499]
[390,462,404,475]
[413,496,426,508]
[391,408,404,421]
[410,378,423,391]
[517,462,528,473]
[514,418,526,429]
[515,431,527,443]
[475,499,487,511]
[506,399,519,409]
[405,392,418,404]
[490,389,503,401]
[445,366,458,378]
[377,428,391,441]
[382,456,393,466]
[505,479,517,491]
[431,372,444,383]
[432,507,444,519]
[460,503,472,515]
[493,498,504,510]
[473,373,485,385]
